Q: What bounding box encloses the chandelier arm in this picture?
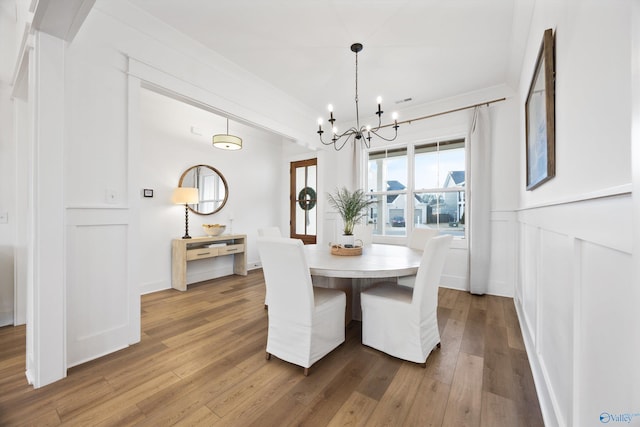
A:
[368,127,399,142]
[319,133,336,146]
[334,132,356,151]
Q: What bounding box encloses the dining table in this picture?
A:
[304,243,422,322]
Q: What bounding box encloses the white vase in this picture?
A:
[339,234,355,247]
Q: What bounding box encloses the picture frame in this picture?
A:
[525,28,555,190]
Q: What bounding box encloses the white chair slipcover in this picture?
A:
[257,226,282,237]
[397,228,441,287]
[257,237,346,375]
[353,223,373,247]
[407,228,440,250]
[361,235,453,365]
[257,227,283,306]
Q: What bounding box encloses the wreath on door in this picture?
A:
[297,187,317,211]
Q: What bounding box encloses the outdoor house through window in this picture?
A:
[366,138,466,239]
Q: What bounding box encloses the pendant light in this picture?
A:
[213,118,242,150]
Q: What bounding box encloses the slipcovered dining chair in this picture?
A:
[257,227,283,306]
[353,223,373,247]
[257,237,346,376]
[408,228,440,250]
[257,226,282,238]
[361,234,453,366]
[398,228,441,287]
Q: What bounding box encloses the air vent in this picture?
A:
[395,97,413,104]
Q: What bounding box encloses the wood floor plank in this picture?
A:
[365,363,427,427]
[61,371,182,425]
[0,272,544,427]
[441,352,484,427]
[424,316,465,385]
[403,376,451,427]
[246,333,365,426]
[486,296,507,326]
[206,359,293,418]
[172,405,222,426]
[509,348,545,427]
[356,350,402,401]
[483,323,513,399]
[327,391,378,427]
[291,351,380,427]
[480,390,521,427]
[438,287,459,309]
[459,306,487,357]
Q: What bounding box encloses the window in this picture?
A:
[414,139,465,237]
[366,138,466,239]
[367,148,408,237]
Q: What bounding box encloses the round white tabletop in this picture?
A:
[304,243,422,279]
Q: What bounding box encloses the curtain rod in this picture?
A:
[377,97,507,129]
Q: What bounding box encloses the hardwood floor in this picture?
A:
[0,271,544,426]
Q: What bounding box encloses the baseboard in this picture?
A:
[440,274,467,291]
[514,298,560,427]
[139,280,169,295]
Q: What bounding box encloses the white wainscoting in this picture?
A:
[515,192,633,427]
[66,208,137,367]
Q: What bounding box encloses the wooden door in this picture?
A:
[290,159,317,244]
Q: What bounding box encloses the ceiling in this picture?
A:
[126,0,530,124]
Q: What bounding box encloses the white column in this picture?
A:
[26,31,66,388]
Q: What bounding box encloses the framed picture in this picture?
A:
[525,28,555,190]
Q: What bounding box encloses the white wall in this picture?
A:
[514,1,635,426]
[0,0,18,327]
[138,88,285,293]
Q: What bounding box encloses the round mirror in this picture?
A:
[178,164,228,215]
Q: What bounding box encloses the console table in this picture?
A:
[171,234,247,291]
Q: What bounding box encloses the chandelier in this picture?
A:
[317,43,399,151]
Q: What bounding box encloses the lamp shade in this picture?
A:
[212,134,242,150]
[172,187,199,205]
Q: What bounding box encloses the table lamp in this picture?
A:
[172,187,199,239]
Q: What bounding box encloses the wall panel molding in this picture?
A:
[515,194,633,427]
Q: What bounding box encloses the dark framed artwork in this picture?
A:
[525,28,555,190]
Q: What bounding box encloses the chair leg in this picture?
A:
[303,367,309,376]
[419,361,427,369]
[265,352,271,360]
[436,342,441,349]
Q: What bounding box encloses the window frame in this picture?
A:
[364,135,468,245]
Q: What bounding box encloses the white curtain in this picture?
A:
[468,106,492,295]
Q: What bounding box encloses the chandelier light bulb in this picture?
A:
[376,96,382,105]
[317,118,323,125]
[327,104,334,112]
[392,112,398,120]
[332,126,338,134]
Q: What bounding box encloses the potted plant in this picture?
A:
[327,187,373,246]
